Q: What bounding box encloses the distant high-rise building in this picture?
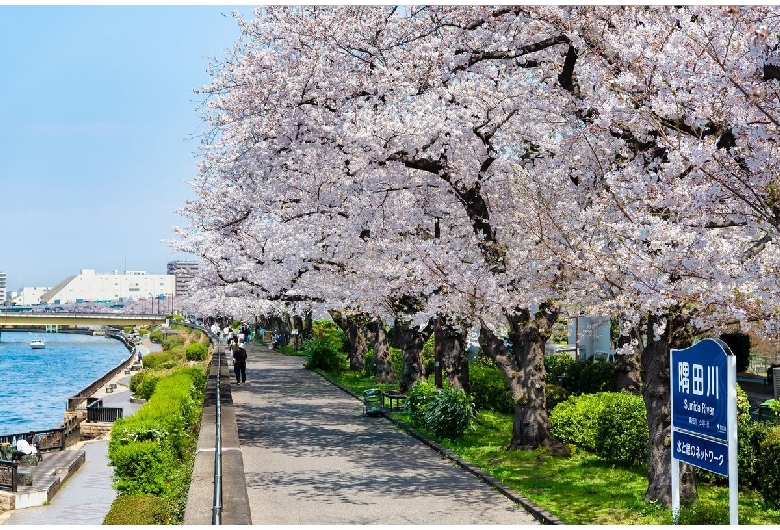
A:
[167,261,199,297]
[0,272,6,305]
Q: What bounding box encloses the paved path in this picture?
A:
[231,346,538,525]
[2,440,115,525]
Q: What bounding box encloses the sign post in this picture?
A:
[670,338,737,524]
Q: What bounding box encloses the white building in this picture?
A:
[42,269,175,305]
[10,287,50,306]
[0,272,6,305]
[568,315,614,360]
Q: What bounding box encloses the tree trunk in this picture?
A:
[392,318,432,392]
[641,311,698,507]
[479,304,567,453]
[329,310,370,372]
[615,330,642,394]
[368,317,396,383]
[439,318,470,393]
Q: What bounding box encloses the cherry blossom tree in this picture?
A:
[171,5,780,508]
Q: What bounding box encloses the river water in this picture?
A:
[0,331,130,433]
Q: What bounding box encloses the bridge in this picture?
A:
[0,312,166,327]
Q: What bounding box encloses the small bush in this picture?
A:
[545,383,569,412]
[103,494,173,525]
[185,342,208,361]
[139,328,149,335]
[303,337,346,372]
[406,379,438,429]
[469,359,513,413]
[140,351,173,370]
[163,335,186,351]
[123,326,134,333]
[550,393,614,451]
[149,329,164,343]
[594,392,648,467]
[758,426,780,508]
[545,353,577,384]
[423,385,474,439]
[130,372,163,400]
[363,349,375,377]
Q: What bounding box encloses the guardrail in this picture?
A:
[86,398,123,423]
[0,427,65,452]
[0,460,19,492]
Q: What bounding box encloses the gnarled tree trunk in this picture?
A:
[640,310,698,507]
[329,310,370,372]
[392,318,433,392]
[367,316,396,383]
[439,318,470,393]
[479,304,566,453]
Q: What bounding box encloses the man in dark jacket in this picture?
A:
[233,343,248,385]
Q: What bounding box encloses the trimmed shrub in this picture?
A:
[758,426,780,508]
[103,495,172,525]
[139,328,149,335]
[149,329,164,343]
[544,354,615,395]
[109,439,179,496]
[139,351,173,370]
[423,385,474,439]
[550,392,615,451]
[406,379,438,429]
[545,383,569,412]
[545,353,577,384]
[594,392,648,467]
[469,359,513,413]
[185,342,208,361]
[130,372,163,400]
[162,334,185,351]
[302,337,346,372]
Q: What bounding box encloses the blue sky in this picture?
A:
[0,5,254,290]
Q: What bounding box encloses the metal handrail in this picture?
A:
[212,334,222,525]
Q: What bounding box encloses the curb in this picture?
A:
[314,371,565,525]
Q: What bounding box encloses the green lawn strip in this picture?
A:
[316,369,780,525]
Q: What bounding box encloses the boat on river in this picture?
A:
[30,339,45,349]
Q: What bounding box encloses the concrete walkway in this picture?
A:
[230,344,538,525]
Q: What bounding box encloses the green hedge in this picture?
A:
[468,358,513,413]
[758,426,780,508]
[303,336,346,372]
[593,392,649,466]
[185,342,208,361]
[550,391,648,467]
[108,366,206,521]
[103,494,173,525]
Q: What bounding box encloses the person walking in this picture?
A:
[232,343,247,385]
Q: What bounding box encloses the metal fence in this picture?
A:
[86,399,123,423]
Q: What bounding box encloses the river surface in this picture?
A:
[0,331,130,433]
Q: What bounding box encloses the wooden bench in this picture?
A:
[382,391,407,412]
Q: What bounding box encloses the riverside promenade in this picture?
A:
[186,342,543,525]
[0,339,158,525]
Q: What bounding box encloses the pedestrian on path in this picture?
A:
[232,343,247,385]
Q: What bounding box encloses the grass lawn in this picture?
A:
[318,368,780,525]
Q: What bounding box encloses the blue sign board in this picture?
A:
[671,338,729,442]
[672,428,728,475]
